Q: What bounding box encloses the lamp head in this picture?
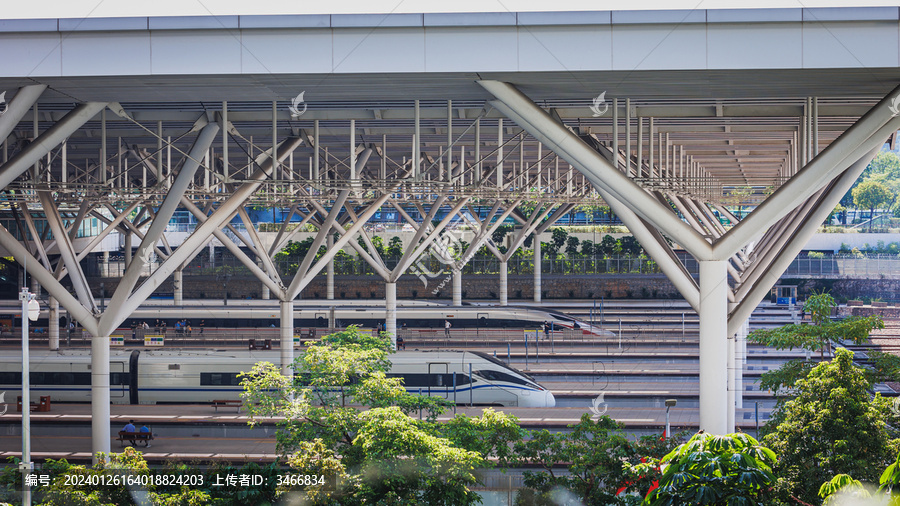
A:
[665,399,677,408]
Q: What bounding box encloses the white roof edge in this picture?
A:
[0,7,896,32]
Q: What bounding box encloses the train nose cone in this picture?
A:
[545,390,556,408]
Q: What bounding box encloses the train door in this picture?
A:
[110,361,126,399]
[428,363,449,399]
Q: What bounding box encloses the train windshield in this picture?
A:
[470,352,540,386]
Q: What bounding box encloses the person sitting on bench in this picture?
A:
[123,420,136,433]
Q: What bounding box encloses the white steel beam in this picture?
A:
[0,102,106,191]
[715,83,900,257]
[479,82,713,260]
[103,137,304,335]
[0,85,47,143]
[101,123,219,330]
[727,146,881,336]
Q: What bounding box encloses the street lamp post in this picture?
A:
[665,398,677,439]
[19,286,39,506]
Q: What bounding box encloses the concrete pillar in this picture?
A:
[91,335,111,463]
[173,268,183,305]
[533,238,542,302]
[208,243,215,267]
[124,233,132,269]
[385,282,397,349]
[30,275,39,297]
[48,297,59,351]
[452,268,462,306]
[499,261,508,306]
[280,300,294,378]
[101,251,109,278]
[326,234,335,300]
[699,260,728,435]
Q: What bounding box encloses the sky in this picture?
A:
[3,0,897,19]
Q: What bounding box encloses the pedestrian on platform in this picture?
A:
[445,319,452,338]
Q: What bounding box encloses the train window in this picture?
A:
[473,370,529,386]
[388,373,471,387]
[0,371,128,386]
[0,372,19,384]
[200,373,242,386]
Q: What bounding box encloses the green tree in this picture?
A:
[748,292,883,394]
[644,432,776,506]
[565,236,580,256]
[619,236,643,257]
[387,236,404,257]
[550,228,568,252]
[239,326,518,504]
[598,235,617,257]
[514,414,678,506]
[581,240,595,257]
[852,180,892,231]
[763,348,897,505]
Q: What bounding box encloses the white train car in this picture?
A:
[0,349,555,408]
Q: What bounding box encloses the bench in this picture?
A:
[212,400,242,413]
[117,431,153,448]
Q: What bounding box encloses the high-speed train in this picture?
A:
[119,304,609,335]
[0,349,556,408]
[0,300,612,336]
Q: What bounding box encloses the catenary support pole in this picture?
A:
[280,300,294,378]
[326,233,335,300]
[385,282,397,349]
[124,233,132,269]
[48,297,59,351]
[699,260,728,435]
[533,238,542,302]
[727,331,736,433]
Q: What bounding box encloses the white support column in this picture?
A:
[91,335,111,463]
[385,282,397,349]
[452,268,462,306]
[699,260,728,435]
[48,297,59,351]
[533,238,542,302]
[173,268,183,305]
[326,233,335,300]
[30,275,39,297]
[280,300,294,378]
[499,261,508,306]
[101,251,109,277]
